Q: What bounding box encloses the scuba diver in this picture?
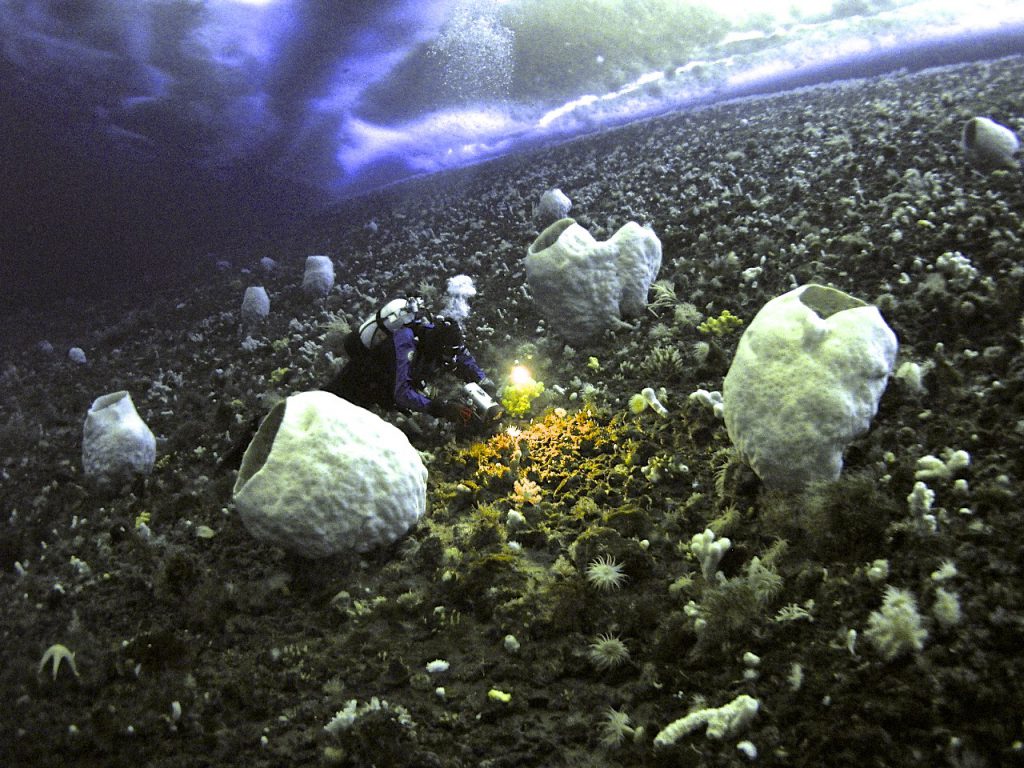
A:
[323,297,502,429]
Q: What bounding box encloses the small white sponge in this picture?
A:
[526,218,661,345]
[535,187,572,225]
[962,116,1019,172]
[723,285,897,491]
[82,391,156,487]
[233,391,427,557]
[241,286,270,325]
[302,255,335,298]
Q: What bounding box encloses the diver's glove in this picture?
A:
[430,399,473,426]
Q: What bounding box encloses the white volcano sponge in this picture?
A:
[526,218,661,345]
[82,391,156,488]
[962,116,1019,172]
[233,391,427,557]
[723,285,897,491]
[302,255,335,298]
[535,187,572,225]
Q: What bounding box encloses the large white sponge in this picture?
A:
[526,218,661,345]
[233,391,427,557]
[723,285,897,491]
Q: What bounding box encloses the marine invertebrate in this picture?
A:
[907,481,937,534]
[774,603,814,623]
[641,387,668,417]
[914,448,970,481]
[654,694,759,745]
[961,116,1020,172]
[535,188,572,224]
[723,284,897,491]
[302,254,334,298]
[82,390,157,488]
[598,706,637,747]
[526,218,662,344]
[241,286,270,325]
[38,644,80,681]
[628,393,648,415]
[232,391,427,557]
[588,632,630,670]
[456,406,621,495]
[698,309,743,335]
[323,696,415,735]
[863,586,928,661]
[689,528,731,581]
[321,316,353,357]
[414,278,440,306]
[932,587,962,628]
[647,279,677,314]
[673,301,703,328]
[744,556,783,605]
[641,344,684,379]
[488,688,513,704]
[628,386,668,417]
[501,365,544,417]
[585,554,628,591]
[511,477,542,506]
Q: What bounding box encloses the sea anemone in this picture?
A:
[588,633,630,670]
[598,706,636,748]
[585,554,628,591]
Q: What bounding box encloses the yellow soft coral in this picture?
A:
[501,367,545,417]
[698,309,744,336]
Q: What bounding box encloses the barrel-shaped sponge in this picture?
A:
[526,218,661,345]
[233,391,427,557]
[723,285,897,491]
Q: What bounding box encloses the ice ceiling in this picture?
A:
[4,0,1023,203]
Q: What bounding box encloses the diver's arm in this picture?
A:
[391,328,433,412]
[454,346,486,385]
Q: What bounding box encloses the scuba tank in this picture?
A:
[355,297,420,350]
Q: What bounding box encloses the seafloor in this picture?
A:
[2,55,1024,768]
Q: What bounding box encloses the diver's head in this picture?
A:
[420,316,464,368]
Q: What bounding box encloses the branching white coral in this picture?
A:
[915,449,970,481]
[641,387,669,417]
[689,528,731,581]
[654,694,759,746]
[324,697,415,735]
[907,481,937,534]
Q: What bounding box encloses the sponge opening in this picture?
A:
[799,284,866,319]
[528,217,575,256]
[234,400,287,493]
